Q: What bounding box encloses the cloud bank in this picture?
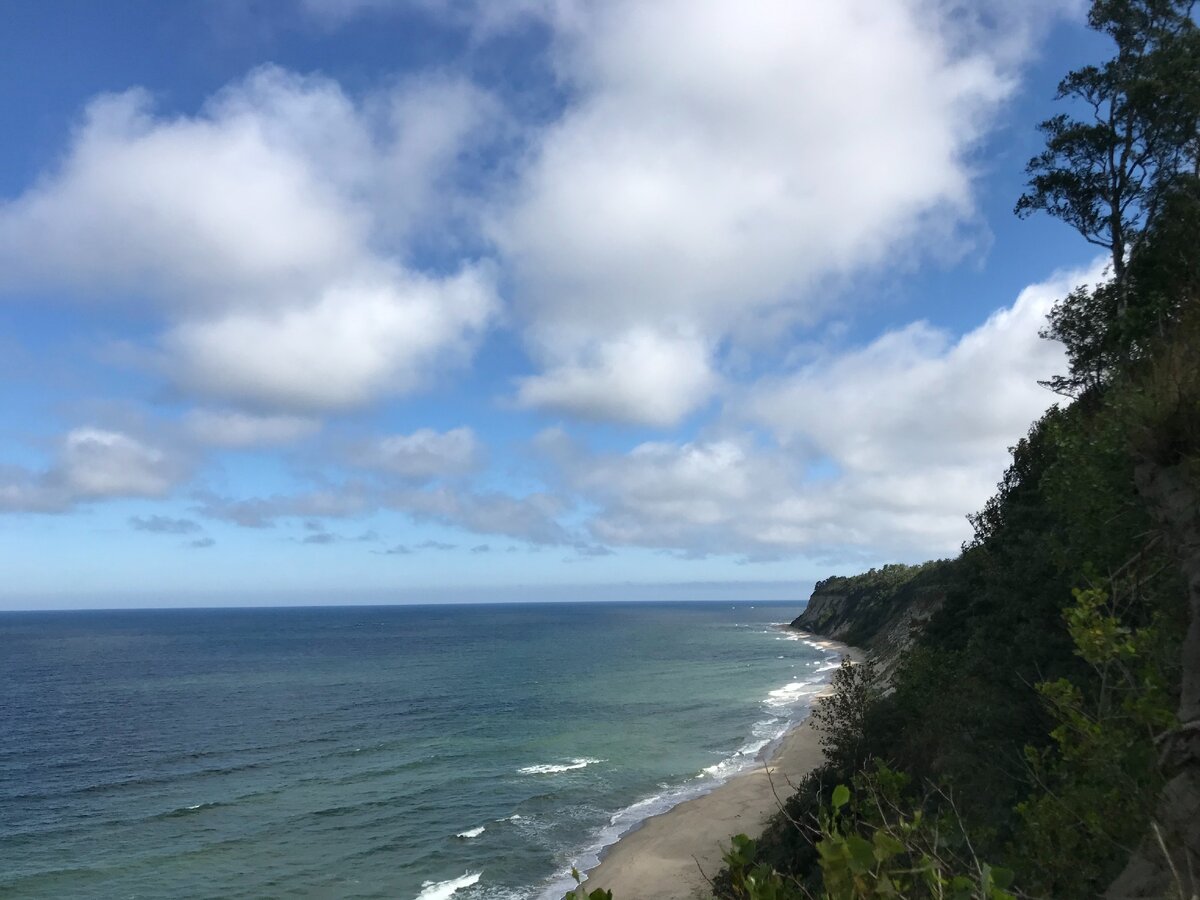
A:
[0,0,1092,583]
[539,264,1094,560]
[495,0,1064,424]
[0,66,499,414]
[0,428,187,512]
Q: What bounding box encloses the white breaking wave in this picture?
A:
[415,872,481,900]
[456,826,485,838]
[517,757,603,775]
[532,626,852,900]
[700,719,787,780]
[765,679,825,708]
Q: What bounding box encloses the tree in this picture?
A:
[1018,0,1200,395]
[1016,0,1200,289]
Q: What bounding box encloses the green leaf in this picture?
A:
[831,784,851,810]
[846,835,876,873]
[872,829,906,862]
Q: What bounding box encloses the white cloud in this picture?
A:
[744,263,1099,472]
[514,328,716,427]
[166,264,495,411]
[541,431,827,558]
[541,264,1096,560]
[185,410,321,448]
[355,426,482,479]
[59,428,178,497]
[0,428,186,512]
[0,77,361,303]
[495,0,1068,425]
[0,66,500,412]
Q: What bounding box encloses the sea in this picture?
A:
[0,601,839,900]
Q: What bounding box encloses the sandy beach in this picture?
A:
[580,637,861,900]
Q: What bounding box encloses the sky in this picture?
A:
[0,0,1113,608]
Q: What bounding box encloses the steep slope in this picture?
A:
[790,561,951,685]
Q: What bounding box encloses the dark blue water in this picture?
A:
[0,602,833,899]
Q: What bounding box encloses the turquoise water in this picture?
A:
[0,602,835,899]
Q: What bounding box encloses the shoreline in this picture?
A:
[578,631,862,900]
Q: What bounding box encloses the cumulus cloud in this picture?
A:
[185,410,320,448]
[0,428,187,512]
[59,429,180,498]
[541,431,814,558]
[514,328,717,427]
[744,263,1099,470]
[0,66,500,412]
[166,265,495,412]
[495,0,1070,425]
[546,432,969,561]
[540,264,1093,560]
[352,426,482,479]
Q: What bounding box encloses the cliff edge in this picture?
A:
[790,560,952,685]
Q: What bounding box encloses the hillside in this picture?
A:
[790,562,950,686]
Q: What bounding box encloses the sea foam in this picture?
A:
[765,679,824,708]
[415,872,481,900]
[517,758,603,775]
[456,826,485,838]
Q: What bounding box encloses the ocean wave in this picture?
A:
[456,825,486,838]
[700,727,780,779]
[533,631,848,900]
[153,800,226,820]
[517,758,603,775]
[415,872,481,900]
[764,679,826,708]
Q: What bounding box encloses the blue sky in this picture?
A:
[0,0,1112,608]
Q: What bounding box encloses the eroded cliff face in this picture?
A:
[791,587,852,640]
[790,562,950,686]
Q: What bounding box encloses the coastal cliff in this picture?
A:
[789,561,950,685]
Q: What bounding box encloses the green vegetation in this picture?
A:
[796,562,952,651]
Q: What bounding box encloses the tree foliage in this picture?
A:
[1018,0,1200,395]
[1015,0,1199,285]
